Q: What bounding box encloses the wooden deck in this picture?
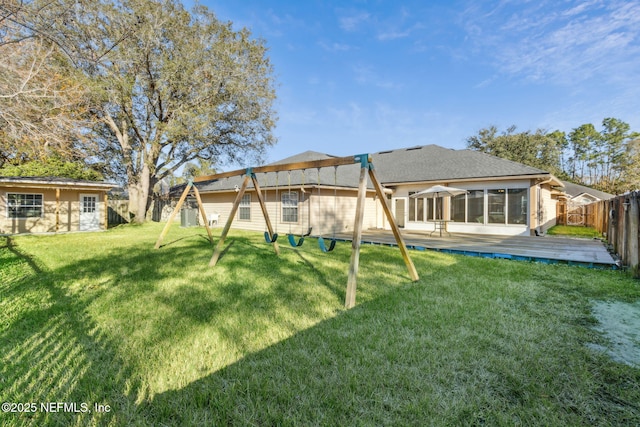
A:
[329,230,618,269]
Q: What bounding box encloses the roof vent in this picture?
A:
[406,146,422,151]
[378,150,393,154]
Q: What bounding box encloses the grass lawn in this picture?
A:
[546,225,603,239]
[1,223,639,426]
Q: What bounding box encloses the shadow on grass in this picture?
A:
[157,233,213,248]
[0,237,143,425]
[0,230,369,424]
[3,228,638,426]
[140,270,640,426]
[139,243,640,426]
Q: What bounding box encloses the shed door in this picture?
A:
[79,194,100,231]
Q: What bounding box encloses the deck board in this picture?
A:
[327,230,617,268]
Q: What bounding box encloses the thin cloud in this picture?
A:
[339,11,370,32]
[377,29,411,41]
[352,64,403,90]
[318,41,353,52]
[461,0,640,85]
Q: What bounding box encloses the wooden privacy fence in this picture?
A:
[107,200,130,226]
[585,192,640,278]
[556,201,594,226]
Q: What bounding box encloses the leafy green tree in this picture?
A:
[469,118,638,194]
[466,125,564,175]
[622,137,640,191]
[0,156,103,180]
[91,0,276,222]
[5,0,277,223]
[567,124,599,182]
[182,159,217,182]
[598,118,635,193]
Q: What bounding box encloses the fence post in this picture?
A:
[629,192,639,278]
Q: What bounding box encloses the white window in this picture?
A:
[82,195,96,213]
[238,194,251,220]
[282,191,298,223]
[7,193,43,218]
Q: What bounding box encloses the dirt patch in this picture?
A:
[587,300,640,368]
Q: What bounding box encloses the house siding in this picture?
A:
[198,188,379,236]
[538,185,557,233]
[169,145,564,237]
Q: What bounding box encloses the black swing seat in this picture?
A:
[287,227,312,247]
[264,231,278,243]
[318,236,337,252]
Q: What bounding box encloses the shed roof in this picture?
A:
[0,176,116,190]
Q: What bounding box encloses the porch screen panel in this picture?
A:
[426,198,434,221]
[451,194,465,222]
[507,189,528,224]
[435,197,443,220]
[408,192,416,221]
[468,190,484,224]
[282,191,298,223]
[488,189,506,224]
[416,198,424,222]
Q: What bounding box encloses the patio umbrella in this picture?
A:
[409,185,468,198]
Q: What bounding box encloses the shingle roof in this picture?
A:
[190,144,553,193]
[371,144,548,183]
[560,180,615,200]
[192,151,368,193]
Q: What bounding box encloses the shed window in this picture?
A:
[7,193,43,218]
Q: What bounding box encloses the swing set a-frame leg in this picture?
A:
[251,174,280,255]
[192,184,214,245]
[344,160,420,309]
[345,165,368,309]
[369,166,419,281]
[209,174,251,267]
[154,181,214,249]
[208,173,280,267]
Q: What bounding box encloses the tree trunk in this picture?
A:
[128,164,152,224]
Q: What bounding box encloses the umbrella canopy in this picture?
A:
[409,185,468,198]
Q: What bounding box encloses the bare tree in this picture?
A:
[0,36,91,165]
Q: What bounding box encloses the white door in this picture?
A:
[79,194,100,231]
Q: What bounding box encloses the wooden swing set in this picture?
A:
[155,153,419,309]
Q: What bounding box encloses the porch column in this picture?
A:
[55,188,60,233]
[104,193,109,230]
